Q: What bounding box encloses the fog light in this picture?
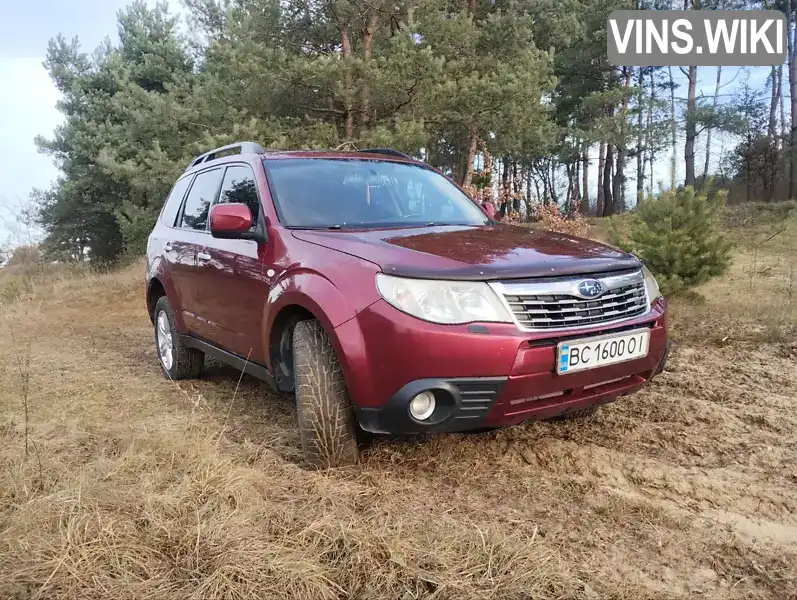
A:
[409,391,436,421]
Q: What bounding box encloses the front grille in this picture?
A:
[491,270,649,331]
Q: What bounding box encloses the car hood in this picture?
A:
[291,224,641,280]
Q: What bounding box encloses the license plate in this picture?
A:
[557,329,650,375]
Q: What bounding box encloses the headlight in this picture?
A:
[376,273,512,325]
[642,265,662,304]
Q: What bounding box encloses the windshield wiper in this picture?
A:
[286,225,344,230]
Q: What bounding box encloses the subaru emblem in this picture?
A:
[577,279,604,299]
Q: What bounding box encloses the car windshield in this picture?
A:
[264,158,489,229]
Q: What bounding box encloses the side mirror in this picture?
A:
[210,203,265,241]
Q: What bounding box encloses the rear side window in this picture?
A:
[179,168,223,231]
[159,176,192,227]
[216,165,260,226]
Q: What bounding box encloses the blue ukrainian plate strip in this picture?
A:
[559,344,570,373]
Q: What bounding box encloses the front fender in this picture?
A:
[263,269,379,372]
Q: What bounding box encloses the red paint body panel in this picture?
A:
[333,296,667,414]
[210,203,253,234]
[146,149,670,434]
[291,224,640,280]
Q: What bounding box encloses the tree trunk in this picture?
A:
[779,63,785,152]
[614,68,631,212]
[603,144,615,216]
[512,161,521,212]
[769,65,779,139]
[574,155,581,211]
[360,13,378,128]
[647,68,655,196]
[684,65,697,188]
[532,169,542,206]
[501,157,510,215]
[746,136,753,203]
[766,65,780,201]
[565,161,573,212]
[668,66,677,190]
[597,141,606,215]
[636,67,645,203]
[460,125,478,186]
[581,143,590,214]
[789,0,797,199]
[702,66,722,186]
[341,27,354,139]
[526,167,532,203]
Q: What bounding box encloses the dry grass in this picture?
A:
[1,208,796,599]
[668,202,797,347]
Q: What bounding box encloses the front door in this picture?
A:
[198,164,271,362]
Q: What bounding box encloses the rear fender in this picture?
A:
[146,257,187,333]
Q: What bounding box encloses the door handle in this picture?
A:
[197,251,212,262]
[164,242,173,252]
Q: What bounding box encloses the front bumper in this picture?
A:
[334,297,669,435]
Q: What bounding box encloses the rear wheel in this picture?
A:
[153,296,204,380]
[292,319,359,468]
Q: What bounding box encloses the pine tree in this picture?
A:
[609,187,733,294]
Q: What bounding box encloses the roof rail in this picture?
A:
[358,148,414,160]
[186,141,266,171]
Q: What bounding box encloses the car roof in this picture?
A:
[181,148,424,179]
[261,150,419,163]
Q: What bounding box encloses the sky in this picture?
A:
[0,1,778,249]
[0,0,181,248]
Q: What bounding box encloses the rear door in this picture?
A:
[152,174,193,320]
[173,167,224,340]
[198,164,270,361]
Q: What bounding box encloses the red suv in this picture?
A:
[146,142,669,468]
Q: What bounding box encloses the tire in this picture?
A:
[153,296,204,380]
[550,404,600,422]
[292,319,359,468]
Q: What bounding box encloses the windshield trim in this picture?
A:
[262,157,487,229]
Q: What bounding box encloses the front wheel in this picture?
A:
[292,319,359,468]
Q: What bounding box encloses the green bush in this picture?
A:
[609,187,733,295]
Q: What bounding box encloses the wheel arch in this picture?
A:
[146,275,188,333]
[264,271,367,394]
[268,303,317,392]
[146,278,167,323]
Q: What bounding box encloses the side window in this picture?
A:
[179,168,223,231]
[216,165,261,227]
[159,176,193,227]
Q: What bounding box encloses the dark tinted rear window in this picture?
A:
[159,176,192,227]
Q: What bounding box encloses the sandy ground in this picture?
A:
[1,219,796,599]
